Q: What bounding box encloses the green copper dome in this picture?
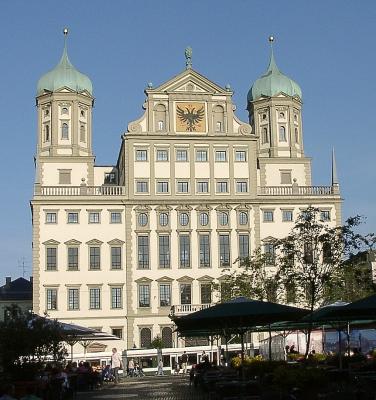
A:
[37,44,92,96]
[248,50,301,102]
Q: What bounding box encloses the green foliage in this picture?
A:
[149,335,163,349]
[273,365,329,391]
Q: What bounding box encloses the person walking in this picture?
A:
[181,351,188,374]
[111,348,123,384]
[128,358,135,377]
[157,359,164,376]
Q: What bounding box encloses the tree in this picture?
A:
[149,335,163,349]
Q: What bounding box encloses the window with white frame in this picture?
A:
[177,181,189,193]
[110,212,122,224]
[176,149,188,161]
[46,212,57,224]
[238,234,249,260]
[199,212,209,226]
[67,212,79,224]
[197,181,209,193]
[282,210,293,222]
[111,247,122,269]
[89,247,101,270]
[111,287,123,309]
[263,210,274,222]
[104,172,116,184]
[179,213,189,226]
[89,288,101,309]
[216,181,228,193]
[215,150,227,162]
[159,213,169,226]
[219,234,230,267]
[218,211,229,226]
[200,283,212,304]
[67,247,79,270]
[320,210,331,221]
[135,149,148,161]
[235,150,246,162]
[199,234,210,268]
[280,171,292,184]
[46,247,57,271]
[264,243,275,265]
[68,288,79,310]
[80,124,86,142]
[238,211,248,225]
[159,284,171,307]
[279,126,287,142]
[179,234,190,268]
[46,288,57,310]
[157,181,169,193]
[139,284,150,307]
[156,149,169,161]
[136,181,149,193]
[61,123,69,139]
[180,283,192,304]
[159,235,170,268]
[196,150,208,162]
[88,212,100,224]
[137,236,149,269]
[138,213,148,227]
[262,127,269,144]
[236,181,248,193]
[112,328,123,339]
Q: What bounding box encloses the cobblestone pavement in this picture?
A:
[76,375,209,400]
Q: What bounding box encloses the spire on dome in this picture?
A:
[266,35,279,74]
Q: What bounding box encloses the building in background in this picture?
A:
[0,277,33,321]
[31,33,341,354]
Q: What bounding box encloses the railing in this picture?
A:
[258,185,335,196]
[37,185,126,196]
[170,303,214,317]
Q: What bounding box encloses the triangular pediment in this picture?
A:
[156,276,174,282]
[135,277,153,283]
[64,239,82,246]
[43,239,60,246]
[261,236,277,243]
[86,239,103,246]
[176,275,194,282]
[197,275,214,282]
[107,238,125,245]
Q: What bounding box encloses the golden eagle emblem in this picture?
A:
[176,104,205,132]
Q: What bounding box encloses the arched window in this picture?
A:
[154,104,167,132]
[200,212,209,226]
[158,120,164,131]
[80,124,86,142]
[61,107,69,115]
[279,126,287,142]
[179,213,189,226]
[80,110,85,118]
[140,327,152,348]
[61,123,69,140]
[159,213,169,226]
[279,112,285,118]
[295,128,299,143]
[161,327,173,348]
[213,105,225,133]
[262,127,269,144]
[44,125,50,142]
[218,212,229,226]
[138,213,148,227]
[239,211,248,225]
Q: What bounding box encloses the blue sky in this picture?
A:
[0,0,375,279]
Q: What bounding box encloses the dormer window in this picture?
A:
[61,107,69,115]
[61,123,69,140]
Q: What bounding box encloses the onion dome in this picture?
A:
[37,30,92,96]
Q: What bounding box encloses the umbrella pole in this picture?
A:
[322,325,325,354]
[268,324,272,362]
[71,343,73,362]
[240,331,245,381]
[346,322,351,357]
[338,329,343,371]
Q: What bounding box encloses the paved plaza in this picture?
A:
[76,375,209,400]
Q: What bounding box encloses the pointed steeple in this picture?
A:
[266,36,280,74]
[331,148,339,186]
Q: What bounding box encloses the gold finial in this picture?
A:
[63,27,69,36]
[268,35,274,43]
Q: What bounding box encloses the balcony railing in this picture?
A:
[258,185,336,196]
[35,185,126,196]
[170,303,214,317]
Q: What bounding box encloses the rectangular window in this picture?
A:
[138,236,149,269]
[236,181,248,193]
[110,212,122,223]
[104,172,116,184]
[111,247,122,269]
[46,212,57,224]
[219,234,230,267]
[180,284,191,305]
[136,181,149,193]
[282,210,293,222]
[215,150,227,162]
[196,150,208,162]
[88,212,100,224]
[157,181,169,193]
[176,149,188,161]
[235,150,246,162]
[197,181,209,193]
[112,328,123,339]
[111,287,123,309]
[139,284,150,307]
[89,288,101,309]
[59,170,71,184]
[68,288,79,310]
[156,149,169,161]
[263,210,274,222]
[179,235,191,268]
[136,149,148,161]
[200,283,212,304]
[89,247,101,270]
[67,247,79,270]
[159,235,170,268]
[46,288,57,310]
[216,181,228,193]
[280,171,292,184]
[46,247,57,271]
[238,234,249,260]
[159,284,171,307]
[177,181,189,193]
[199,234,210,268]
[264,243,275,265]
[321,210,331,221]
[67,212,79,224]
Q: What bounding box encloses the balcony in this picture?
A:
[257,185,338,196]
[170,303,214,317]
[34,185,126,196]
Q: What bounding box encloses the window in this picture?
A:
[219,234,230,267]
[46,212,57,224]
[179,213,189,226]
[104,172,116,184]
[80,110,85,118]
[216,181,228,193]
[304,242,314,264]
[285,282,296,303]
[239,234,249,260]
[196,150,208,162]
[136,181,149,193]
[176,149,188,162]
[157,181,169,193]
[159,213,169,226]
[177,181,189,193]
[262,113,267,120]
[263,210,274,222]
[157,120,164,131]
[235,150,246,162]
[139,284,150,307]
[323,242,332,263]
[218,211,229,226]
[279,112,285,118]
[262,127,269,144]
[111,247,122,269]
[88,212,100,224]
[279,126,287,142]
[89,288,101,309]
[111,287,122,309]
[264,243,275,265]
[180,284,191,305]
[44,125,50,142]
[89,247,101,270]
[138,236,149,269]
[61,123,69,140]
[44,109,50,117]
[138,213,148,227]
[67,247,79,270]
[61,107,69,115]
[155,104,166,132]
[67,212,79,224]
[46,247,57,271]
[112,328,123,339]
[159,235,170,268]
[215,151,227,162]
[236,181,248,193]
[215,121,222,132]
[110,212,122,224]
[140,327,152,348]
[282,210,293,222]
[46,288,57,310]
[199,212,209,226]
[197,181,209,193]
[295,128,299,143]
[156,149,169,161]
[59,170,71,184]
[159,284,171,307]
[68,288,79,310]
[199,234,210,268]
[136,150,148,161]
[80,124,86,142]
[238,212,248,225]
[200,284,212,304]
[320,210,331,221]
[280,171,292,184]
[161,327,173,348]
[179,235,190,268]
